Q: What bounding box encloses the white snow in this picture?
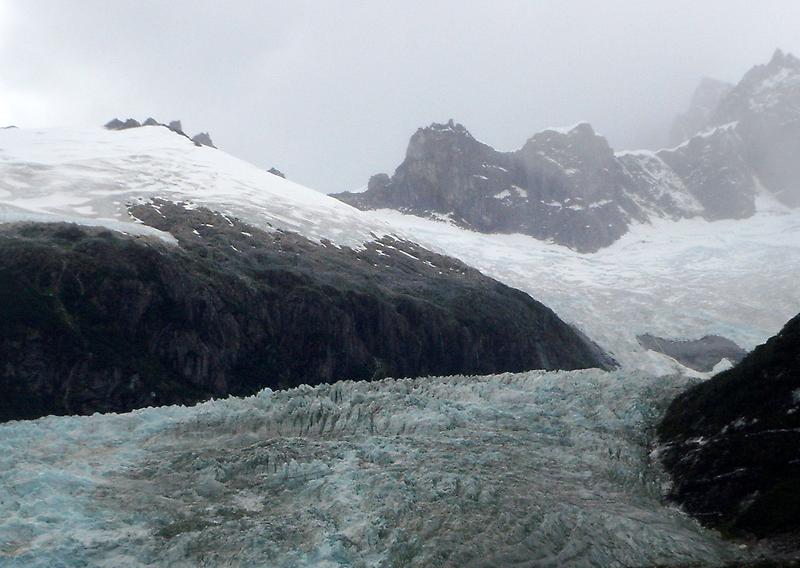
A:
[0,126,395,247]
[617,151,703,216]
[494,186,527,200]
[664,121,739,152]
[0,370,743,567]
[371,207,800,376]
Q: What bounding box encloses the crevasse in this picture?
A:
[0,370,743,567]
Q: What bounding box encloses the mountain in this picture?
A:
[658,311,800,540]
[669,77,733,146]
[334,50,800,252]
[0,124,612,421]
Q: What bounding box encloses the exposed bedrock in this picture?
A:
[637,333,747,372]
[658,313,800,540]
[0,202,612,421]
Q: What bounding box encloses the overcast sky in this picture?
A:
[1,1,799,193]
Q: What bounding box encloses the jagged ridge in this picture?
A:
[335,50,800,252]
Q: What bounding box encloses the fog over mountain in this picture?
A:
[1,0,800,192]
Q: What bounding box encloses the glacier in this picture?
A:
[371,199,800,375]
[0,370,747,567]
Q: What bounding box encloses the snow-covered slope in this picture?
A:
[0,126,392,247]
[0,370,747,567]
[371,198,800,375]
[2,124,798,376]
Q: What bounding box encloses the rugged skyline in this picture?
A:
[2,1,800,192]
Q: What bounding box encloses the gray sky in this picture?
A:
[2,1,799,193]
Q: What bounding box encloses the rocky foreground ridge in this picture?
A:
[658,311,800,543]
[335,50,800,252]
[0,202,612,422]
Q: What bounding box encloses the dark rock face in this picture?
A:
[712,49,800,207]
[104,118,219,150]
[334,51,800,252]
[0,202,613,422]
[637,333,747,372]
[191,132,215,148]
[658,313,800,538]
[167,120,184,135]
[335,120,694,252]
[658,125,757,220]
[669,77,733,146]
[105,118,142,130]
[267,167,286,178]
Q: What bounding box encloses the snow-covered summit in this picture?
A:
[0,125,393,247]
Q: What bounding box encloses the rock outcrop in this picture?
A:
[669,77,733,146]
[191,132,215,148]
[658,312,800,539]
[267,167,286,178]
[167,120,184,135]
[334,51,800,252]
[104,118,141,130]
[335,120,695,252]
[105,117,217,150]
[637,334,747,372]
[0,202,613,422]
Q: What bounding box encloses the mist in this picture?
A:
[1,0,799,192]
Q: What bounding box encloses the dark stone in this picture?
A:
[637,333,747,372]
[0,202,613,422]
[191,132,215,148]
[143,117,160,126]
[658,313,800,540]
[105,118,141,130]
[669,77,733,146]
[657,125,757,219]
[267,167,286,178]
[334,121,663,252]
[167,121,184,135]
[368,173,390,192]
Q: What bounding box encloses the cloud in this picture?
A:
[2,1,800,191]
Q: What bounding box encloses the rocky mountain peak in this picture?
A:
[767,47,800,70]
[669,77,733,145]
[405,119,482,161]
[104,118,141,130]
[191,132,215,148]
[712,49,800,124]
[524,122,614,164]
[335,51,800,252]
